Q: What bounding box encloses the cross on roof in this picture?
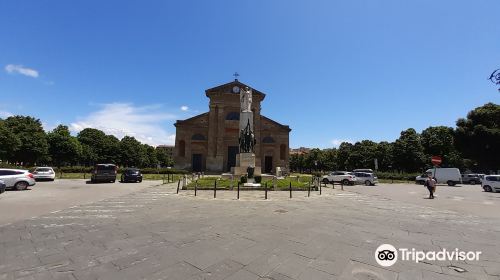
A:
[233,72,240,80]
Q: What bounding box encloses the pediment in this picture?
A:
[205,80,266,101]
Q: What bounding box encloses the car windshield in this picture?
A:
[96,165,116,171]
[36,168,52,172]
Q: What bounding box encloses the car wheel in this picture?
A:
[322,178,329,184]
[138,178,142,183]
[364,180,371,186]
[484,185,492,192]
[341,179,349,186]
[15,181,28,191]
[447,181,455,186]
[470,180,475,185]
[112,180,116,183]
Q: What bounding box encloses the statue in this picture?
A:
[240,87,252,112]
[239,119,256,153]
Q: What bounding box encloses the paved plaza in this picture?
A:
[1,180,500,280]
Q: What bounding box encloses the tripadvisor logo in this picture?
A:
[375,244,481,267]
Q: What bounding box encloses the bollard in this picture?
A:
[332,180,335,189]
[320,182,322,195]
[177,179,180,194]
[341,181,344,191]
[265,182,268,200]
[308,183,311,197]
[289,182,292,199]
[237,182,240,200]
[214,180,217,199]
[195,180,198,196]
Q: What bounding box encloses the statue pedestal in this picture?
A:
[232,153,261,176]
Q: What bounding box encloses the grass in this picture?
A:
[185,176,311,190]
[54,172,183,182]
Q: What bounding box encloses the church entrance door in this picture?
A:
[264,156,273,174]
[227,146,239,171]
[192,154,202,172]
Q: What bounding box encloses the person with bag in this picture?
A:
[424,174,436,199]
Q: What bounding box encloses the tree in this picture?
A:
[47,125,82,167]
[156,147,173,167]
[142,144,158,168]
[347,140,378,170]
[0,119,21,161]
[374,141,393,172]
[119,136,143,167]
[3,116,48,165]
[77,128,107,165]
[455,103,500,171]
[421,126,463,169]
[336,142,353,171]
[392,128,425,173]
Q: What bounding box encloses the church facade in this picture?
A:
[173,80,291,173]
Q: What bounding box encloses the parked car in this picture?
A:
[0,169,36,190]
[353,169,374,173]
[91,164,117,183]
[32,167,56,181]
[0,180,6,194]
[415,168,462,186]
[461,173,481,185]
[121,168,143,183]
[482,175,500,193]
[353,172,378,186]
[322,171,356,185]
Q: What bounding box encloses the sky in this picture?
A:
[1,0,499,148]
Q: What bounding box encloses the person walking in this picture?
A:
[424,174,436,199]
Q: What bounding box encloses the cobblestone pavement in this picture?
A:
[1,183,499,280]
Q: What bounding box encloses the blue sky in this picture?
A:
[1,0,499,148]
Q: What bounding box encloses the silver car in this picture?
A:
[353,172,378,186]
[0,169,36,190]
[33,167,56,181]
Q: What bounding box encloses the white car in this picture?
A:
[33,167,56,181]
[322,171,356,185]
[0,169,36,190]
[353,172,378,186]
[482,175,500,193]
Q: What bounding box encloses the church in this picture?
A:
[173,79,291,174]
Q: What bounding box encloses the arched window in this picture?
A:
[179,140,185,157]
[226,112,240,120]
[280,144,286,160]
[191,134,206,141]
[262,136,275,143]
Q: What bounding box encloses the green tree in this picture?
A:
[142,144,158,168]
[336,142,353,170]
[0,119,21,161]
[455,103,500,171]
[119,136,144,167]
[4,116,48,165]
[347,140,378,170]
[374,141,393,172]
[320,148,337,171]
[392,128,425,172]
[47,125,82,167]
[77,128,119,165]
[156,147,174,167]
[421,126,463,168]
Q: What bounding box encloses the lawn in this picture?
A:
[186,176,312,190]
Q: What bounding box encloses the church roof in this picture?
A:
[205,79,266,100]
[261,115,292,132]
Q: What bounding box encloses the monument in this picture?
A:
[232,87,262,181]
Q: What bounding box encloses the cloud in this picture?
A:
[5,64,39,78]
[331,138,353,148]
[70,103,177,146]
[0,110,13,118]
[180,106,189,111]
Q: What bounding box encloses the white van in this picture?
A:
[415,168,462,186]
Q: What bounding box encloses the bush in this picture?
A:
[254,175,262,183]
[240,175,247,184]
[375,171,420,181]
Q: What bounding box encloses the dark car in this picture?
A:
[0,180,6,194]
[121,168,143,183]
[91,164,117,183]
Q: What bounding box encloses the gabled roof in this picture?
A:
[174,112,208,127]
[205,79,266,100]
[261,115,292,132]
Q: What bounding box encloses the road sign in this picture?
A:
[431,156,442,165]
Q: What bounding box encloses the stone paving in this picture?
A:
[1,183,500,280]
